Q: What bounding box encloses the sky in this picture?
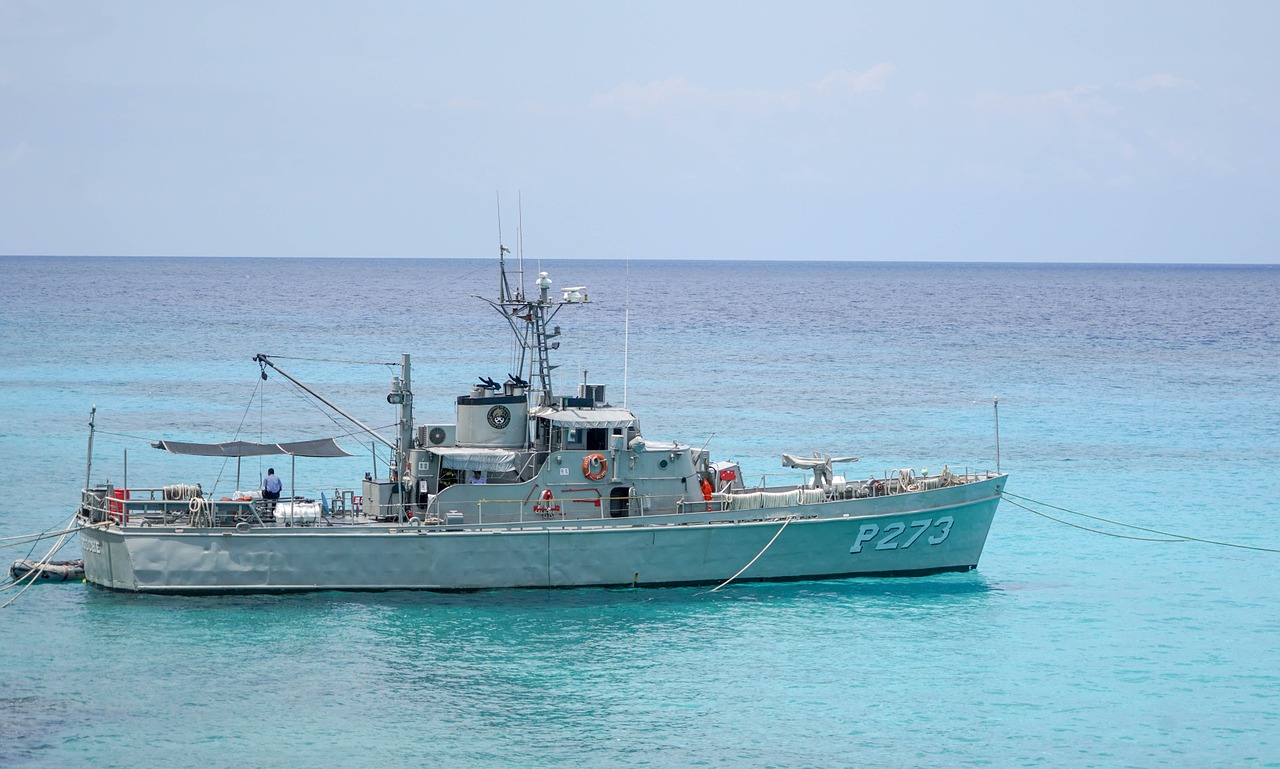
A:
[2,1,1277,262]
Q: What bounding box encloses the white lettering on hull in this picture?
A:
[849,516,954,554]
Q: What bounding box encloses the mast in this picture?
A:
[496,196,522,304]
[84,405,96,491]
[394,353,414,482]
[499,243,514,305]
[480,255,588,407]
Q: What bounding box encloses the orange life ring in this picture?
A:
[582,453,608,481]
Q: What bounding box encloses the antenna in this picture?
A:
[495,191,503,247]
[993,396,1001,473]
[517,192,526,300]
[496,193,514,302]
[623,260,630,408]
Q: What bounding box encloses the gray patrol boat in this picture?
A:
[76,253,1006,593]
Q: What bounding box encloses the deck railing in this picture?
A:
[80,470,999,530]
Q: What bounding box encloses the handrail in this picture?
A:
[78,472,1002,529]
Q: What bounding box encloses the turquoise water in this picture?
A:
[2,257,1278,767]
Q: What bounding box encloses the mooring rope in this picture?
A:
[709,515,795,593]
[1003,491,1280,553]
[1002,497,1186,542]
[0,522,94,549]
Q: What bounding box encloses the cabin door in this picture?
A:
[609,487,631,518]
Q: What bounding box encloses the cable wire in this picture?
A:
[1002,497,1186,542]
[1003,491,1280,553]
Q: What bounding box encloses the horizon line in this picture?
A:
[3,253,1278,267]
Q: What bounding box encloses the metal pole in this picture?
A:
[123,448,128,494]
[994,396,1001,474]
[398,353,414,505]
[254,354,395,450]
[84,406,96,491]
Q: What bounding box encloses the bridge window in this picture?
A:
[586,428,609,451]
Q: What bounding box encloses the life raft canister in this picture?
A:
[535,488,560,515]
[582,453,608,481]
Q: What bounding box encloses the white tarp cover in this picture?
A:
[427,447,519,472]
[630,438,681,452]
[781,453,859,469]
[781,453,858,490]
[153,438,352,458]
[529,407,637,429]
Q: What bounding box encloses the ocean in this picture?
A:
[1,256,1278,768]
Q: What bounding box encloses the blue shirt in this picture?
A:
[264,475,282,494]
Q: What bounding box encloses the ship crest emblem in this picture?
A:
[487,405,511,429]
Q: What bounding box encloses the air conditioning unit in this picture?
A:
[417,424,456,448]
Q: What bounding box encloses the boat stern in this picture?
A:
[79,524,139,591]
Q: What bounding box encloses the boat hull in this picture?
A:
[79,476,1004,593]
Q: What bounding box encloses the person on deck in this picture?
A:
[263,467,283,513]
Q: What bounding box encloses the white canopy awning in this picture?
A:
[153,438,352,458]
[427,446,519,472]
[529,406,638,429]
